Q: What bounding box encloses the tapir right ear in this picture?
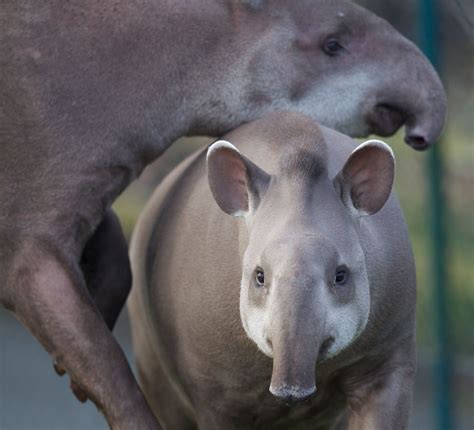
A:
[333,140,395,216]
[207,140,270,217]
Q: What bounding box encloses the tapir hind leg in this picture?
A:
[9,240,161,430]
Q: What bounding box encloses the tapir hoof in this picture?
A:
[53,362,66,376]
[70,380,89,403]
[53,362,89,403]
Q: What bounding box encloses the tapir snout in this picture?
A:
[268,296,321,404]
[266,263,334,404]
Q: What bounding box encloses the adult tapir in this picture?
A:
[1,0,443,427]
[128,111,417,429]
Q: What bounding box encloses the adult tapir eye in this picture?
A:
[334,267,348,286]
[323,39,344,56]
[255,268,265,287]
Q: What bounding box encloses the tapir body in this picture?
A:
[2,0,439,427]
[129,112,416,429]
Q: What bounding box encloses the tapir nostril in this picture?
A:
[269,384,316,405]
[404,134,430,151]
[266,337,273,352]
[320,337,335,357]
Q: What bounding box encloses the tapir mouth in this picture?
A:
[366,103,407,138]
[364,97,445,151]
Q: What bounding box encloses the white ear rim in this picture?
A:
[207,139,248,218]
[351,139,395,163]
[338,139,395,218]
[206,140,241,161]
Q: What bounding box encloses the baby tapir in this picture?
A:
[129,111,417,429]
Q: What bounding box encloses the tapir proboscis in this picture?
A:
[129,111,417,430]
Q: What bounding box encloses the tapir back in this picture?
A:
[129,113,416,428]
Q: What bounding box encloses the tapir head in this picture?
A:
[206,131,395,403]
[206,0,447,149]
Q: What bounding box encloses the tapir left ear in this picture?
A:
[334,140,395,216]
[207,140,271,217]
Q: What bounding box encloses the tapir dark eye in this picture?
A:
[255,268,265,287]
[323,39,344,56]
[334,268,348,286]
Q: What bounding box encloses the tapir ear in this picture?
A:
[207,140,270,217]
[334,140,395,216]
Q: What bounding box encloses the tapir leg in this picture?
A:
[346,359,415,430]
[53,209,132,401]
[80,208,132,331]
[128,287,197,430]
[8,240,161,430]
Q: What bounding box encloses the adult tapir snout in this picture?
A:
[364,32,447,150]
[402,63,447,150]
[269,333,319,404]
[268,277,328,404]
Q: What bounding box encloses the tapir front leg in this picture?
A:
[9,241,161,430]
[54,208,133,401]
[347,359,416,430]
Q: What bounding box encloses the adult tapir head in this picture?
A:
[198,0,446,149]
[206,128,395,403]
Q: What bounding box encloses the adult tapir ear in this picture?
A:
[207,140,270,217]
[334,140,395,216]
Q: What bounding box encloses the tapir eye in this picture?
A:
[323,39,344,56]
[255,268,265,287]
[334,268,348,285]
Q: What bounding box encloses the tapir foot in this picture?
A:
[70,380,89,403]
[53,361,66,376]
[54,362,89,403]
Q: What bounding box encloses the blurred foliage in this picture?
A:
[114,0,473,357]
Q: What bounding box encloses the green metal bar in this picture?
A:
[418,1,453,429]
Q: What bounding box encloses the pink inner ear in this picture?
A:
[344,144,394,215]
[209,148,249,216]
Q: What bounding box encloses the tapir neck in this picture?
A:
[117,0,239,155]
[37,0,244,174]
